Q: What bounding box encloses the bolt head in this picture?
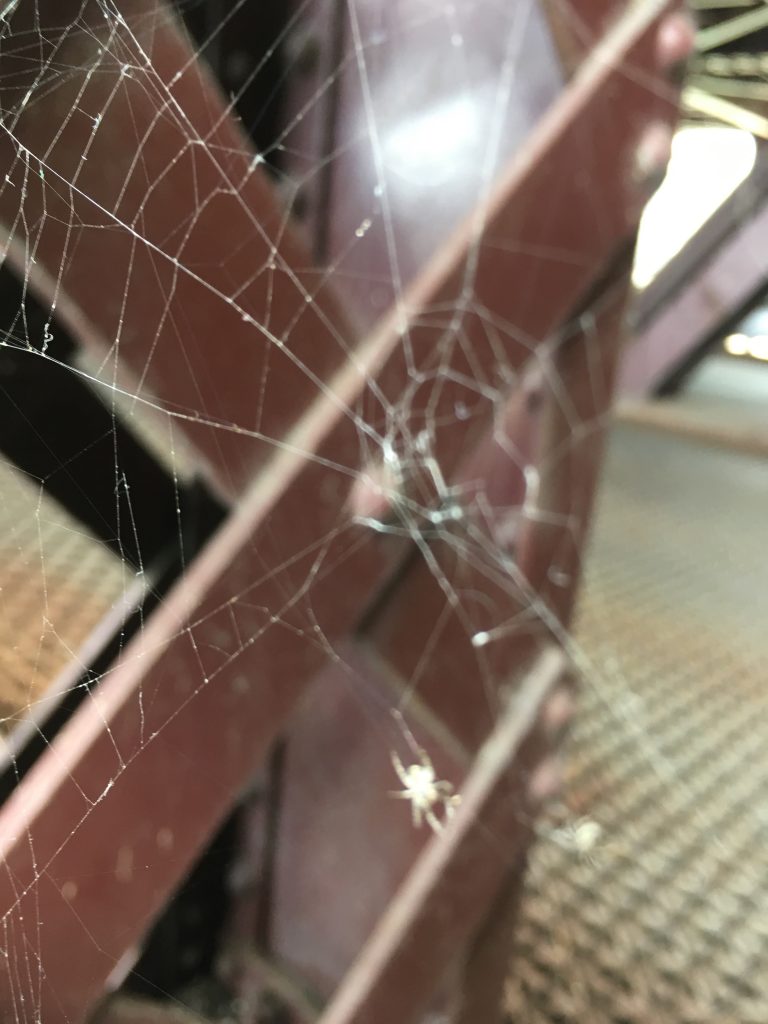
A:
[528,756,564,803]
[633,120,674,198]
[656,10,696,77]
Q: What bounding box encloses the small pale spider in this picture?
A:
[546,815,603,863]
[390,750,461,834]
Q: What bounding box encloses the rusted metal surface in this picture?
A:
[0,0,683,1021]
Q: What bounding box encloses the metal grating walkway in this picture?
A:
[0,459,127,733]
[506,418,768,1022]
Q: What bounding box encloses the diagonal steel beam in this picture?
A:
[316,647,565,1024]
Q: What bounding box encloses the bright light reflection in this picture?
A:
[748,337,768,361]
[633,126,757,289]
[384,94,480,187]
[724,333,750,356]
[724,332,768,362]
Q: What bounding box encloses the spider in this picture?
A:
[545,815,603,863]
[390,749,461,834]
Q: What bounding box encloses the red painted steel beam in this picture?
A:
[0,364,400,1020]
[0,0,356,503]
[368,272,634,740]
[540,0,622,75]
[276,274,628,1003]
[0,2,681,1020]
[317,1,684,661]
[542,0,693,79]
[269,275,635,998]
[269,0,684,994]
[341,0,683,523]
[315,647,564,1024]
[520,272,634,629]
[302,0,564,331]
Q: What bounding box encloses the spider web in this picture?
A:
[0,1,764,1022]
